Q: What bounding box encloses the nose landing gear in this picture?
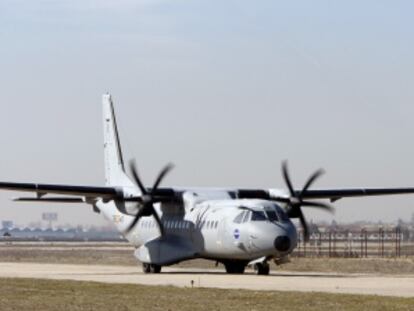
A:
[253,262,270,275]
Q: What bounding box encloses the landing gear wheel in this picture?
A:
[224,262,246,274]
[150,264,162,274]
[142,263,162,274]
[254,262,270,275]
[142,263,151,273]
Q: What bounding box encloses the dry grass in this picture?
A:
[0,278,412,311]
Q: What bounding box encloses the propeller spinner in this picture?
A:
[126,160,174,235]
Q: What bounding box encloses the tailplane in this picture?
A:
[102,94,134,188]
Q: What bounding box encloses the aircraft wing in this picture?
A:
[2,181,414,204]
[0,182,120,201]
[297,188,414,202]
[234,187,414,202]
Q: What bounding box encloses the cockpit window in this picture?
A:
[276,207,290,222]
[266,210,279,222]
[242,211,250,223]
[233,212,245,224]
[251,211,266,221]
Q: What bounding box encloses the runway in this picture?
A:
[0,262,413,297]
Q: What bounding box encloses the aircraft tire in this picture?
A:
[254,262,270,275]
[150,264,162,274]
[142,263,151,274]
[142,263,162,274]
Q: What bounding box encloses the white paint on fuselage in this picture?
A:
[96,198,297,264]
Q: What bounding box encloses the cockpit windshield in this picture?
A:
[234,205,290,223]
[275,206,289,222]
[251,211,266,221]
[253,205,290,223]
[266,210,279,222]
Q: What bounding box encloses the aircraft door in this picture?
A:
[217,217,231,250]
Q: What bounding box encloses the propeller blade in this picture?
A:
[282,161,295,197]
[129,160,148,195]
[151,163,174,193]
[151,207,165,236]
[301,168,325,197]
[126,161,174,235]
[301,200,334,212]
[126,204,148,233]
[297,209,309,242]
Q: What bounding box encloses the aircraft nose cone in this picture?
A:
[274,236,291,252]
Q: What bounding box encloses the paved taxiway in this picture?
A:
[0,262,413,297]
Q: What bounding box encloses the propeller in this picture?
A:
[281,161,334,242]
[126,160,174,235]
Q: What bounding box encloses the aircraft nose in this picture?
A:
[274,236,291,252]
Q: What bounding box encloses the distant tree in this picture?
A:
[397,218,405,229]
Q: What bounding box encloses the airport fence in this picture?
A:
[293,227,414,258]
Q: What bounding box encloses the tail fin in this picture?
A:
[102,94,134,187]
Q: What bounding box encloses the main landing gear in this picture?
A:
[223,261,247,274]
[142,263,162,274]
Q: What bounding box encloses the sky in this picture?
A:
[0,0,413,227]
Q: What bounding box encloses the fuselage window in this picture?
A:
[251,211,266,221]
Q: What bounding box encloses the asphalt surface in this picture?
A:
[0,262,412,297]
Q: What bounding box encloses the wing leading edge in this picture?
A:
[0,182,120,200]
[2,181,414,204]
[298,188,414,202]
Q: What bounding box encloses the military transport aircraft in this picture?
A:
[1,94,414,275]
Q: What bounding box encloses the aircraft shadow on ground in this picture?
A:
[151,271,355,278]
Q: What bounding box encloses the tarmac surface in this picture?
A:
[0,262,413,297]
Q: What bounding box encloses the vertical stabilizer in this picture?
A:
[102,94,134,187]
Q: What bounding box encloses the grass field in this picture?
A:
[0,278,413,311]
[0,243,413,275]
